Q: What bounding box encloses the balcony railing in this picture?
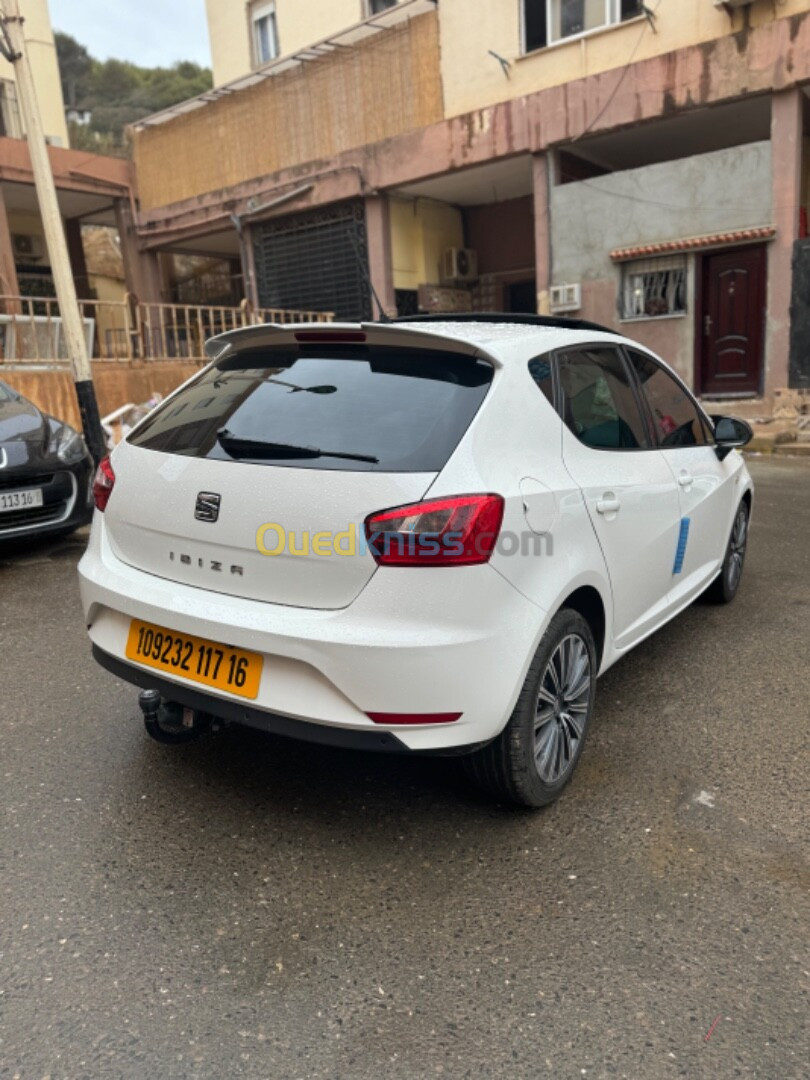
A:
[0,296,334,365]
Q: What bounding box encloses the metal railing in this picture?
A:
[0,296,334,365]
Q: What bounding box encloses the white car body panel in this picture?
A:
[104,441,434,609]
[560,430,683,650]
[78,320,753,754]
[661,443,744,606]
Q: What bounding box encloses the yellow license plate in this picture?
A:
[125,619,263,700]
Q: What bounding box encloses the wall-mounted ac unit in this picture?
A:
[549,283,582,312]
[12,234,44,261]
[441,247,478,284]
[713,0,755,8]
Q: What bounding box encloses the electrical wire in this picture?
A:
[572,0,666,143]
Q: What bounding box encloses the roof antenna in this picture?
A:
[348,227,391,323]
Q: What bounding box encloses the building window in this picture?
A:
[367,0,398,14]
[0,79,22,139]
[620,257,687,320]
[523,0,642,53]
[251,3,279,66]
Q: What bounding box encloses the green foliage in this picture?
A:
[54,32,213,155]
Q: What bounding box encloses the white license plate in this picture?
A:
[0,488,44,513]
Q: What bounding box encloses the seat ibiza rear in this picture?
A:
[79,317,753,807]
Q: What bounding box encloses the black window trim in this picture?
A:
[621,345,717,450]
[548,341,656,454]
[527,350,559,410]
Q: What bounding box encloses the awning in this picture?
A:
[609,225,776,262]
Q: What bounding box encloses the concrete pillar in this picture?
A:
[114,198,163,303]
[239,223,260,309]
[365,195,396,319]
[0,184,21,306]
[532,154,551,315]
[767,89,804,394]
[64,217,91,299]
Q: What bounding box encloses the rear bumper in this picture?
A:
[93,646,413,753]
[79,517,547,751]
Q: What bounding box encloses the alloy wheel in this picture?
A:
[728,504,749,592]
[534,633,592,783]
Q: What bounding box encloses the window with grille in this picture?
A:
[252,201,373,322]
[523,0,642,53]
[251,2,279,66]
[620,257,687,321]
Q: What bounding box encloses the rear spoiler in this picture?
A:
[204,322,505,368]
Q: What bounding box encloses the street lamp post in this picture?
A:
[0,0,106,463]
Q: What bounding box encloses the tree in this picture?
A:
[54,32,91,108]
[53,33,213,156]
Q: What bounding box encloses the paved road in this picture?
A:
[0,457,808,1080]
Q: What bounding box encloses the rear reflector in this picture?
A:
[366,712,462,726]
[294,331,367,344]
[365,493,504,566]
[92,455,115,512]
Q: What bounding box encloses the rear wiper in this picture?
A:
[216,429,378,464]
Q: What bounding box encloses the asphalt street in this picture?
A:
[0,456,808,1080]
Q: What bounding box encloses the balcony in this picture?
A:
[131,2,442,211]
[0,296,333,365]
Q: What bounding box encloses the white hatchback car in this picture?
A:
[79,315,753,807]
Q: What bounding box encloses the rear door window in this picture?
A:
[128,346,493,472]
[557,347,650,450]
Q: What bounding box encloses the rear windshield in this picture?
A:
[128,345,493,472]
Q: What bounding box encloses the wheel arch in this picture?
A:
[560,585,607,669]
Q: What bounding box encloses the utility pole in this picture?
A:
[0,0,106,463]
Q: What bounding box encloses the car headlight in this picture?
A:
[54,425,88,465]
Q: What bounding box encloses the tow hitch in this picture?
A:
[138,688,213,744]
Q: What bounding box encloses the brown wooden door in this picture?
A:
[699,246,766,396]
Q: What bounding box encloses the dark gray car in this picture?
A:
[0,380,93,543]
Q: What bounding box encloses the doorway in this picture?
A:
[506,279,537,314]
[698,245,766,396]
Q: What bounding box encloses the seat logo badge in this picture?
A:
[195,492,221,523]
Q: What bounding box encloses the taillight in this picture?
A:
[92,456,115,511]
[364,493,504,567]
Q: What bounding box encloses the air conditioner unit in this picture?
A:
[441,247,478,284]
[12,233,44,261]
[713,0,755,8]
[549,283,582,313]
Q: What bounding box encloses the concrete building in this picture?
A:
[129,0,810,400]
[0,0,138,310]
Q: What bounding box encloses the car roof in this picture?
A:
[205,316,650,373]
[387,319,614,354]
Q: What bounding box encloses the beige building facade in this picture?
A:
[0,0,67,145]
[130,0,810,398]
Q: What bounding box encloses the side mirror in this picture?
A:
[712,415,753,461]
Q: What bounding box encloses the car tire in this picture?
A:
[704,499,750,605]
[463,609,597,809]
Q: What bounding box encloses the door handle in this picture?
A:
[596,497,621,515]
[704,315,713,337]
[678,472,694,489]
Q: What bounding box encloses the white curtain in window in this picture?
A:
[551,0,608,41]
